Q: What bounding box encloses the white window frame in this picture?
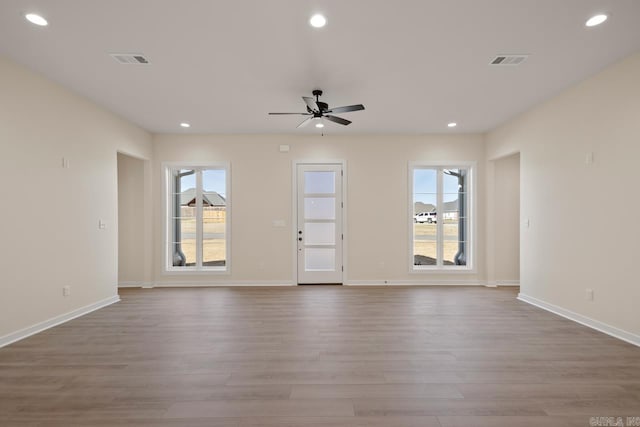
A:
[408,161,476,273]
[163,162,231,274]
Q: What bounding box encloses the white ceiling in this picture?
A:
[1,0,639,134]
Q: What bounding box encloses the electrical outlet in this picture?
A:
[98,219,106,229]
[585,288,594,301]
[63,286,71,297]
[585,152,594,165]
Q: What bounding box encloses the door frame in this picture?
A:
[292,159,348,285]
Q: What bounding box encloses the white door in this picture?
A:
[297,164,343,284]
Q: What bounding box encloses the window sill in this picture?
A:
[163,268,230,275]
[411,266,476,274]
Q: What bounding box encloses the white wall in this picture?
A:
[486,53,640,337]
[0,56,152,340]
[152,134,486,285]
[492,153,520,283]
[117,153,147,286]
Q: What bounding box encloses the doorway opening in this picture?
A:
[493,152,520,286]
[117,152,147,287]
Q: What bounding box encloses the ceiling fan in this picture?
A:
[269,89,365,128]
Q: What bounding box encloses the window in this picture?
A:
[165,165,229,272]
[410,164,473,270]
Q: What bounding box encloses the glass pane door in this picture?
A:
[297,164,343,284]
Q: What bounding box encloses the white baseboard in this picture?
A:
[150,281,296,287]
[518,293,640,348]
[118,281,154,288]
[127,280,489,288]
[486,280,520,287]
[344,280,486,286]
[0,295,120,349]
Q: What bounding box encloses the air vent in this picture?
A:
[490,55,528,66]
[110,53,150,65]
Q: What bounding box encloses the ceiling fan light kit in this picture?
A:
[269,89,365,129]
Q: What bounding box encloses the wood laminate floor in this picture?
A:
[1,286,639,426]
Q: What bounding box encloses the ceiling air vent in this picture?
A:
[490,55,528,66]
[110,53,150,65]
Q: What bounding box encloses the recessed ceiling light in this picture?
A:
[25,13,48,26]
[180,122,191,128]
[448,122,457,128]
[315,122,325,128]
[586,14,608,27]
[310,14,327,28]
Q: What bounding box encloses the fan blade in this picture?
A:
[297,117,313,128]
[327,104,365,114]
[303,96,320,113]
[269,112,312,115]
[325,115,352,126]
